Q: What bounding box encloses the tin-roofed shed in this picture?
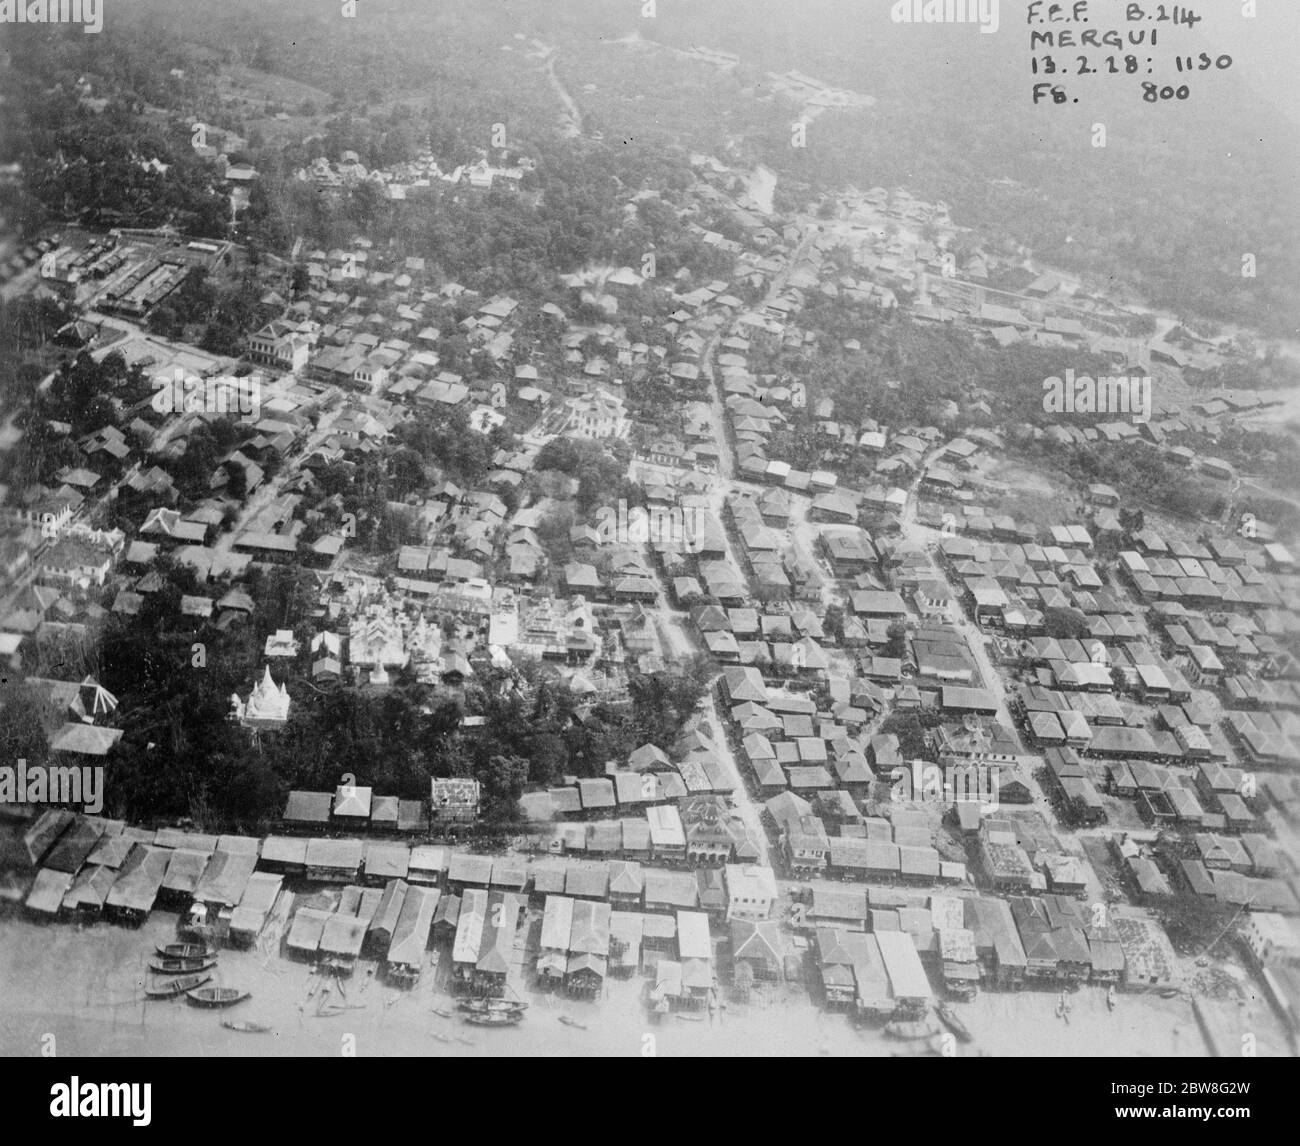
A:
[287,906,331,960]
[25,867,72,917]
[193,847,258,910]
[385,885,440,981]
[363,841,411,885]
[366,878,410,955]
[229,872,283,946]
[304,838,363,883]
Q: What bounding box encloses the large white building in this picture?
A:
[725,863,778,922]
[247,320,312,374]
[349,608,409,669]
[1242,913,1300,968]
[561,391,629,440]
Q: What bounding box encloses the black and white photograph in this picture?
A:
[0,0,1296,1106]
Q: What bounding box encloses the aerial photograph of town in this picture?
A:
[0,0,1296,1100]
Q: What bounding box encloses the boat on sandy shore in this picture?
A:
[149,956,216,975]
[186,986,250,1008]
[221,1019,271,1033]
[144,973,211,999]
[459,998,527,1014]
[156,942,215,961]
[558,1015,588,1030]
[1107,985,1117,1011]
[463,1009,523,1026]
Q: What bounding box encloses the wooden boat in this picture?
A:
[156,942,215,961]
[149,957,216,975]
[186,986,250,1008]
[432,1008,454,1019]
[221,1019,271,1034]
[558,1015,588,1030]
[936,1002,972,1043]
[884,1016,941,1040]
[1106,985,1117,1011]
[431,1032,452,1044]
[144,973,211,999]
[459,998,527,1014]
[463,1009,523,1026]
[459,994,528,1007]
[674,1012,706,1022]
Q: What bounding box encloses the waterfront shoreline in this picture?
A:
[5,914,1289,1058]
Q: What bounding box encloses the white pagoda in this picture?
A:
[231,666,291,730]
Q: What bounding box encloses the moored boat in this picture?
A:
[149,957,217,975]
[186,986,250,1008]
[144,973,211,999]
[1107,985,1117,1011]
[221,1019,271,1033]
[156,942,215,961]
[458,998,527,1014]
[463,1010,523,1026]
[558,1015,588,1030]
